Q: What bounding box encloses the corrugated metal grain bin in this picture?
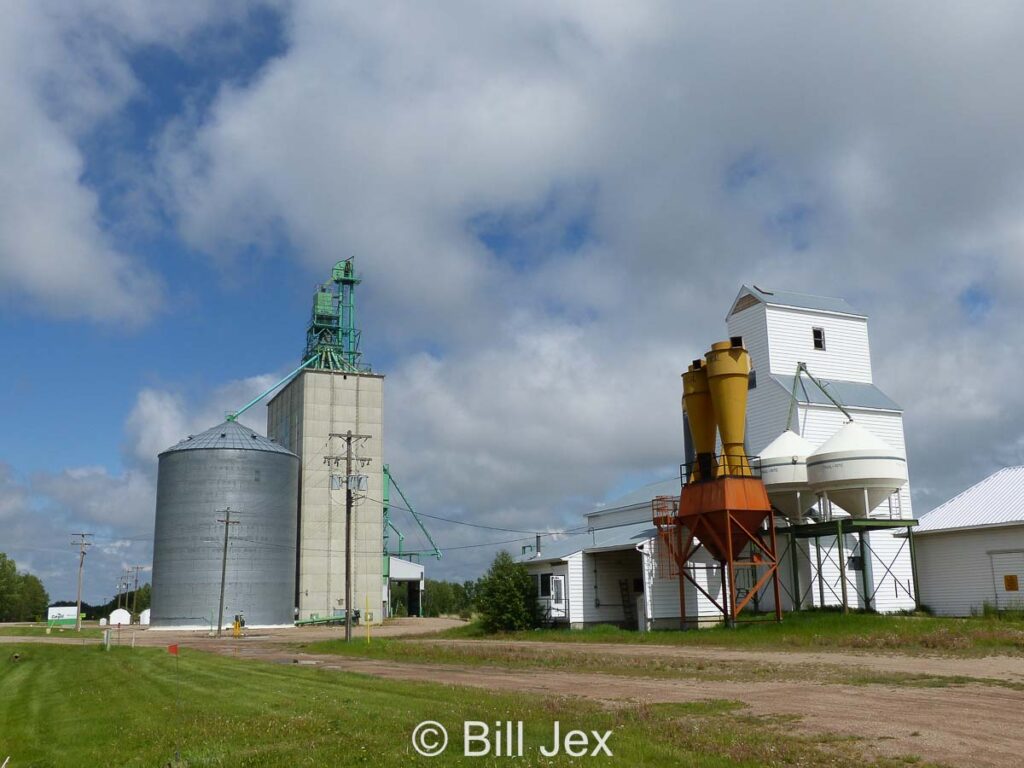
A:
[150,420,298,628]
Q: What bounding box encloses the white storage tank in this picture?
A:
[806,421,907,518]
[756,430,816,521]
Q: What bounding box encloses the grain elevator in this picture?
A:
[267,260,385,623]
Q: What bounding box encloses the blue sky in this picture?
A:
[4,2,1024,603]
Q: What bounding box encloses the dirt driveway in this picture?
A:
[414,637,1024,683]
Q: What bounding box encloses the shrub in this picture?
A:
[476,551,541,633]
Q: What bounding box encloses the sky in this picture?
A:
[3,1,1024,604]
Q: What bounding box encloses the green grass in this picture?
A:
[0,626,104,639]
[430,609,1024,656]
[0,643,939,767]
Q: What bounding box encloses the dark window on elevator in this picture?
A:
[748,370,757,389]
[812,327,826,350]
[633,578,644,593]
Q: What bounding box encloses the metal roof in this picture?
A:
[730,285,864,317]
[769,374,901,412]
[160,420,297,457]
[916,466,1024,535]
[595,478,681,512]
[520,521,657,563]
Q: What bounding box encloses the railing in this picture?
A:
[679,454,763,485]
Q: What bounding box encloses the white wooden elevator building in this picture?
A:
[524,285,917,628]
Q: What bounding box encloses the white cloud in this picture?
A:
[8,2,1024,584]
[0,2,271,323]
[154,2,1024,579]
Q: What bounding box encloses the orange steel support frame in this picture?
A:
[654,479,783,627]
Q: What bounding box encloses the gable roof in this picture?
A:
[769,374,902,412]
[916,466,1024,535]
[729,285,864,319]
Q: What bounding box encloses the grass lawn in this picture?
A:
[426,609,1024,656]
[0,643,935,767]
[0,626,104,639]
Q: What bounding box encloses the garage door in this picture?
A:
[990,551,1024,610]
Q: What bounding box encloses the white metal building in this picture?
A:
[525,285,917,628]
[914,466,1024,616]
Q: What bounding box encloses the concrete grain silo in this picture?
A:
[150,420,299,629]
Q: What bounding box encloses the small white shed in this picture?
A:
[108,608,132,626]
[384,556,425,618]
[914,466,1024,616]
[139,608,151,626]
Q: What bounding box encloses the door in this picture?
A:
[549,575,566,619]
[990,551,1024,610]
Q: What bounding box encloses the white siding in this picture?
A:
[916,526,1024,616]
[765,306,873,383]
[726,303,771,374]
[745,377,793,457]
[566,552,585,625]
[865,530,917,612]
[524,560,569,620]
[758,530,915,613]
[574,550,644,626]
[641,538,680,621]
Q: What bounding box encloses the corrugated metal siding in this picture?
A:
[917,466,1024,533]
[765,306,873,383]
[917,527,1024,616]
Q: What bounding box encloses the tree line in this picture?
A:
[0,552,50,622]
[391,551,542,632]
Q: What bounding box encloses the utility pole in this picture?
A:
[130,565,143,620]
[326,431,370,642]
[71,533,92,632]
[215,508,240,637]
[116,569,128,610]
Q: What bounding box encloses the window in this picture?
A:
[633,578,644,593]
[812,327,826,350]
[748,370,757,390]
[1005,574,1019,592]
[537,573,552,598]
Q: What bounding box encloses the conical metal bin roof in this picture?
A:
[159,420,297,457]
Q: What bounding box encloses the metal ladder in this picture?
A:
[618,579,636,628]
